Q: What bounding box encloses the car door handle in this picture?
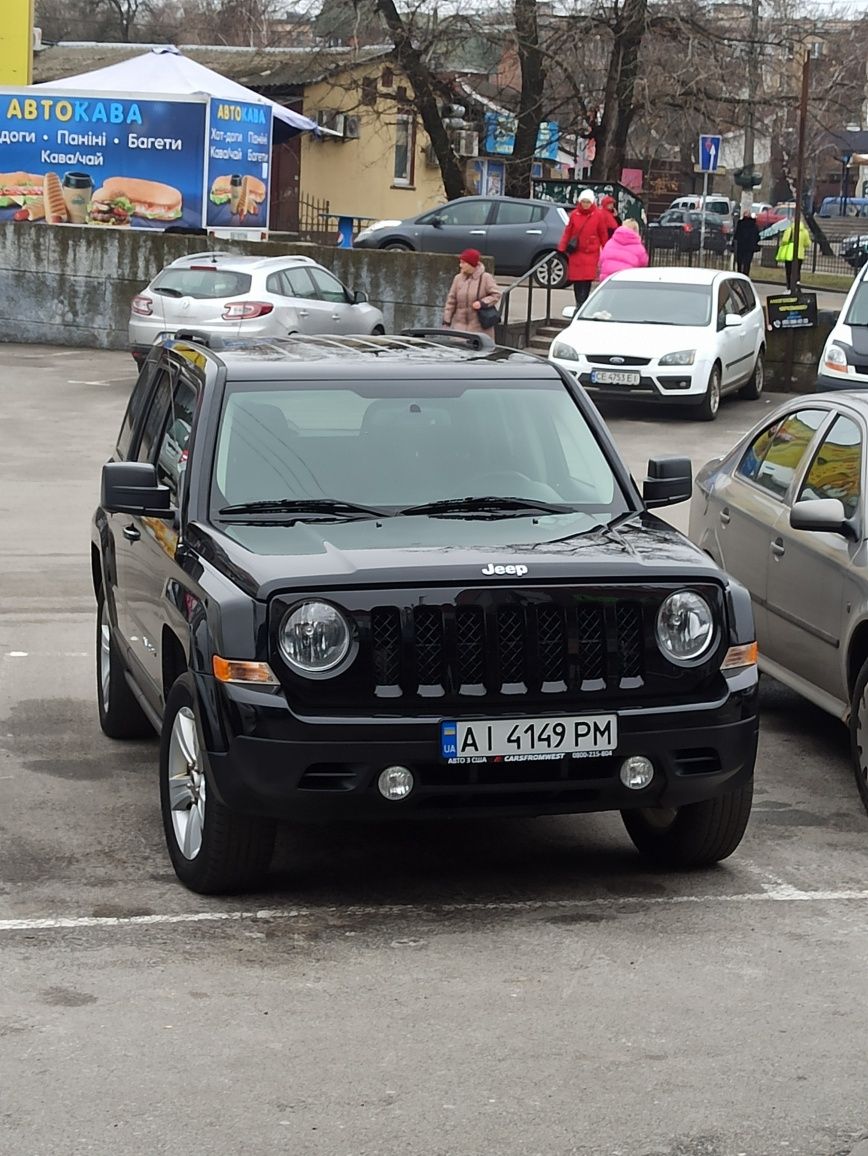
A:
[297,309,308,318]
[469,230,487,235]
[525,229,543,235]
[771,537,786,557]
[123,524,140,542]
[719,507,731,525]
[331,314,340,320]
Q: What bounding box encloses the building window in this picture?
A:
[393,114,415,186]
[381,66,393,88]
[361,76,377,106]
[395,85,408,102]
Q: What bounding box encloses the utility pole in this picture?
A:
[789,50,810,292]
[741,0,760,214]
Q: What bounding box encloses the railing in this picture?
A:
[647,237,859,280]
[297,195,332,243]
[496,252,565,347]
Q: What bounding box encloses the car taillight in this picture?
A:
[132,295,153,316]
[682,224,693,233]
[222,301,274,320]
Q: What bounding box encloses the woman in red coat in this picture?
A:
[557,189,610,308]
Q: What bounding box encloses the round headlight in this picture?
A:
[279,601,352,675]
[656,591,714,663]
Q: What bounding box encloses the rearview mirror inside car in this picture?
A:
[790,497,854,538]
[643,457,692,508]
[101,462,173,518]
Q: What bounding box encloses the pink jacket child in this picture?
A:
[598,222,649,281]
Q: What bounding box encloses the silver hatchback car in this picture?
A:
[129,253,385,363]
[689,392,868,809]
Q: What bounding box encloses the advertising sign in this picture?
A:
[765,292,818,330]
[535,122,559,161]
[0,89,207,229]
[484,111,515,156]
[205,98,272,231]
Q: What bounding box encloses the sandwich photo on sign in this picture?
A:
[210,173,265,222]
[88,178,183,225]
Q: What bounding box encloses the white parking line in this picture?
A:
[2,886,868,935]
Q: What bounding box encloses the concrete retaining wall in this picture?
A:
[0,224,459,351]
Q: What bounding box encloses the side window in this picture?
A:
[136,369,173,464]
[116,363,157,459]
[738,409,826,498]
[730,279,757,315]
[266,272,282,294]
[436,200,491,226]
[494,201,536,225]
[716,282,742,328]
[155,375,199,504]
[280,267,317,299]
[797,415,862,519]
[309,267,348,304]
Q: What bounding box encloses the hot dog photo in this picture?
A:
[209,173,266,223]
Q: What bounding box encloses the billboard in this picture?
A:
[0,89,207,229]
[205,98,272,231]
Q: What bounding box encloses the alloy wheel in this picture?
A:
[856,686,868,789]
[167,706,206,860]
[99,601,112,714]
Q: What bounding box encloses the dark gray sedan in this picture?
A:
[689,392,868,809]
[353,195,570,286]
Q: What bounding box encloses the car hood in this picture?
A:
[555,319,709,358]
[186,512,722,600]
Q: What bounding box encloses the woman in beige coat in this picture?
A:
[442,248,502,336]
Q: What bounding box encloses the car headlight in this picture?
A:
[279,600,353,675]
[368,219,401,232]
[551,341,579,361]
[658,349,697,366]
[824,343,848,370]
[656,591,714,663]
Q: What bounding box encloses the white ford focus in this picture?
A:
[548,268,765,421]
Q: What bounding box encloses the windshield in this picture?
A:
[845,280,868,326]
[211,380,628,521]
[152,268,252,299]
[579,282,712,326]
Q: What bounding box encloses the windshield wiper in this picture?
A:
[218,498,388,520]
[397,495,573,518]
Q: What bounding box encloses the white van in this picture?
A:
[817,263,868,391]
[669,194,736,218]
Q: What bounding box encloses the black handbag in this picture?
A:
[476,300,500,328]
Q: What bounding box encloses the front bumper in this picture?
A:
[198,671,759,822]
[549,359,710,404]
[816,371,868,393]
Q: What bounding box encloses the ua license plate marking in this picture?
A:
[440,715,617,762]
[590,369,641,386]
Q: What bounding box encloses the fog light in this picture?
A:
[620,755,654,790]
[378,766,414,800]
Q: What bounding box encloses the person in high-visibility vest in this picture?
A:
[775,220,810,285]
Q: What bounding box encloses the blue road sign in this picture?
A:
[699,134,721,173]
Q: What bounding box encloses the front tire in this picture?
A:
[159,673,276,894]
[696,364,722,422]
[848,658,868,814]
[96,592,153,740]
[621,777,753,867]
[381,241,411,252]
[739,349,764,400]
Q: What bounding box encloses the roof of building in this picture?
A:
[33,42,393,90]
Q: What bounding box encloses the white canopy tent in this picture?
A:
[37,44,319,136]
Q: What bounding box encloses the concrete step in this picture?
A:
[528,337,553,352]
[535,323,569,339]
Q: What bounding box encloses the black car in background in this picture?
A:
[92,330,759,893]
[353,195,571,287]
[647,209,730,254]
[840,234,868,270]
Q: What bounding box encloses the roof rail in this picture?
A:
[400,328,495,351]
[171,250,234,264]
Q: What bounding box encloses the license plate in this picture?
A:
[440,714,617,762]
[153,331,175,344]
[590,369,641,385]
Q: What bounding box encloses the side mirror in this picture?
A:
[101,461,172,518]
[643,456,692,508]
[561,305,577,320]
[725,313,742,328]
[353,288,369,304]
[431,216,444,229]
[790,497,854,537]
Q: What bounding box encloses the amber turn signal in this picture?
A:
[721,642,758,670]
[212,657,278,684]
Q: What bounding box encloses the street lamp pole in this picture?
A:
[789,50,810,293]
[841,151,852,216]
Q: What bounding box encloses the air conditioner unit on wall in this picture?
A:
[453,130,479,158]
[343,115,361,140]
[315,109,346,136]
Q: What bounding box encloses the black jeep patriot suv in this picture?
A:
[92,331,758,893]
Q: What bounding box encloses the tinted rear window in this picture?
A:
[152,269,252,299]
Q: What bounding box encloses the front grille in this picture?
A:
[370,599,644,698]
[586,354,651,366]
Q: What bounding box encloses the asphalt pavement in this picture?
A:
[2,345,868,1156]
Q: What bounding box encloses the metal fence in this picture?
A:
[297,195,332,244]
[647,239,858,281]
